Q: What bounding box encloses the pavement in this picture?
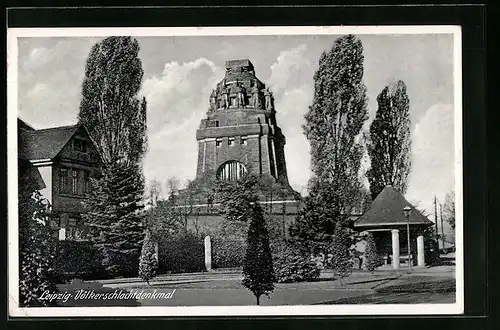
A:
[54,264,456,307]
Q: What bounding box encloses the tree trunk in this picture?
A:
[256,295,260,305]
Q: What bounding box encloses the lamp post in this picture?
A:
[403,206,412,273]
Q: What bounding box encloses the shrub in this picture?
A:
[158,230,205,273]
[211,211,248,269]
[212,236,246,269]
[273,244,321,283]
[54,240,107,282]
[424,228,441,266]
[326,221,353,281]
[18,173,58,306]
[138,231,158,283]
[364,232,378,272]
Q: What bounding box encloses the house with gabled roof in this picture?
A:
[354,185,434,269]
[18,118,102,241]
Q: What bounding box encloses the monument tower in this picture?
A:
[195,59,293,191]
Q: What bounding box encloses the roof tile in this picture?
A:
[18,123,81,160]
[354,185,433,228]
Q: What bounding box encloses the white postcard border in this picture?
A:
[7,25,464,317]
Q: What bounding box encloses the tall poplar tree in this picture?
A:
[79,36,147,277]
[296,35,368,247]
[366,80,411,200]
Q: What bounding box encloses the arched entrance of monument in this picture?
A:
[216,160,247,181]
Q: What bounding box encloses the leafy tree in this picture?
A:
[364,232,378,272]
[366,80,411,200]
[165,177,180,204]
[78,36,147,165]
[18,169,58,307]
[216,175,260,222]
[138,230,158,284]
[145,199,181,238]
[298,34,368,250]
[148,180,162,207]
[443,190,455,230]
[326,220,352,284]
[79,36,147,277]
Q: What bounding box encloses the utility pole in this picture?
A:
[434,195,439,248]
[440,203,446,253]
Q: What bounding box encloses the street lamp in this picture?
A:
[403,206,412,273]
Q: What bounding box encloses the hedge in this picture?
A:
[212,236,246,269]
[158,231,205,273]
[54,240,107,282]
[273,244,321,283]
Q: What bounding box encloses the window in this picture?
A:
[72,170,78,194]
[59,169,68,193]
[216,139,222,147]
[228,138,234,146]
[217,161,247,181]
[73,138,87,153]
[241,136,247,145]
[66,218,82,241]
[84,171,91,193]
[68,217,77,228]
[214,120,220,127]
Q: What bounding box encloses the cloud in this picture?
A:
[267,44,313,96]
[406,103,455,216]
[274,87,313,193]
[18,38,101,128]
[141,58,223,187]
[267,45,316,193]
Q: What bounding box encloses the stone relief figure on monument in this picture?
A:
[250,81,262,108]
[236,82,246,108]
[220,86,229,109]
[209,89,217,111]
[264,87,274,111]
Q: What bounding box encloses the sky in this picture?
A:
[16,32,457,222]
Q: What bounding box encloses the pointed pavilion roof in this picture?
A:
[354,185,433,229]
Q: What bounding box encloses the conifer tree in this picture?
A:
[364,232,378,273]
[289,179,336,252]
[79,36,147,277]
[367,80,411,200]
[217,175,275,305]
[242,203,275,305]
[84,163,145,276]
[295,34,368,250]
[139,230,158,284]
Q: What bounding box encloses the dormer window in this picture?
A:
[73,138,88,153]
[228,138,234,146]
